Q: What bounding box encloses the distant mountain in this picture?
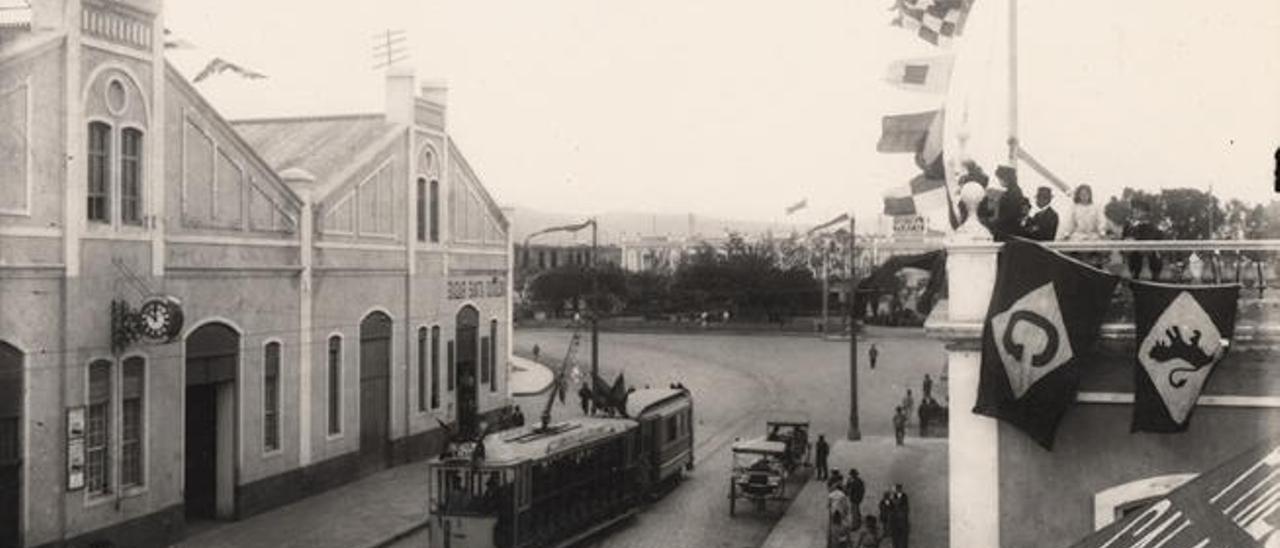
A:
[504,206,804,246]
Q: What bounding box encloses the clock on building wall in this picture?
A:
[137,295,184,342]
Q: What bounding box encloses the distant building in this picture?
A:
[0,2,511,546]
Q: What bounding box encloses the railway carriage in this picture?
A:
[428,388,693,548]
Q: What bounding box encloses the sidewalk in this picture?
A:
[175,460,429,548]
[510,354,555,396]
[762,436,948,548]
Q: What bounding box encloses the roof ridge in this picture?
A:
[230,112,386,125]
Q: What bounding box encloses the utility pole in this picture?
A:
[590,219,599,381]
[848,214,861,441]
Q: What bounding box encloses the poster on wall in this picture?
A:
[66,407,85,490]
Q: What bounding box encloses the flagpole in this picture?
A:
[1007,0,1019,165]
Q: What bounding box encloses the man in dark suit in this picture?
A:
[1026,186,1060,241]
[889,484,911,548]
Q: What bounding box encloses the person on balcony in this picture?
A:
[1122,198,1165,280]
[1060,185,1108,241]
[1026,187,1060,241]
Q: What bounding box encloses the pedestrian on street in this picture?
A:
[578,383,592,415]
[901,390,914,424]
[854,516,885,548]
[889,484,911,548]
[869,344,879,369]
[532,344,541,361]
[828,480,852,548]
[878,491,894,540]
[917,400,928,436]
[922,374,932,400]
[845,468,865,528]
[892,407,906,445]
[815,434,830,480]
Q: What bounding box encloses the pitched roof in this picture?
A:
[231,114,400,194]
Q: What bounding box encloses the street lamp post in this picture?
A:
[525,219,600,381]
[809,212,860,441]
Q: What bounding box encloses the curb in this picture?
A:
[363,519,430,548]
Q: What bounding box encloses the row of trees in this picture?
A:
[1102,188,1280,240]
[522,233,828,321]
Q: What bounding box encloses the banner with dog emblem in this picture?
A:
[974,240,1118,449]
[1132,282,1239,433]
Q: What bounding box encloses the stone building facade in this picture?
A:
[0,2,512,546]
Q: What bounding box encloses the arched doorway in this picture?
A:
[185,322,239,521]
[455,306,479,439]
[359,312,392,474]
[0,341,22,548]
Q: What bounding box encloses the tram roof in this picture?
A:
[625,387,688,418]
[481,417,637,464]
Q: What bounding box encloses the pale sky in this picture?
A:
[164,0,1280,229]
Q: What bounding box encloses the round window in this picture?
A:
[106,79,127,115]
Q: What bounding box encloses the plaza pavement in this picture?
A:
[762,436,949,548]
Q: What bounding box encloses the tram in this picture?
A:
[427,387,694,548]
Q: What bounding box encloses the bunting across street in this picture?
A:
[973,239,1118,449]
[1131,282,1240,433]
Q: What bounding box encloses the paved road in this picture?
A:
[389,328,945,548]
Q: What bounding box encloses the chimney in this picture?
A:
[384,65,415,126]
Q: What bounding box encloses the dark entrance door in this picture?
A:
[0,342,22,548]
[359,312,392,474]
[455,306,479,439]
[185,323,239,521]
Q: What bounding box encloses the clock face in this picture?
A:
[137,298,178,340]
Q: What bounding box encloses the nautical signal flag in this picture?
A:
[1132,282,1239,433]
[877,110,939,154]
[884,55,954,94]
[890,0,973,47]
[974,240,1118,449]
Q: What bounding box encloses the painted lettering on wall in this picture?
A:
[447,277,506,300]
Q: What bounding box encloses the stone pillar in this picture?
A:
[283,168,316,466]
[927,182,1001,548]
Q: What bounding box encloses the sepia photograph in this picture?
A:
[0,0,1278,546]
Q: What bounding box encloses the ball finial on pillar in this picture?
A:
[952,181,993,241]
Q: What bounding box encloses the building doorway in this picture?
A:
[0,341,22,548]
[455,306,479,439]
[359,312,392,474]
[184,323,239,521]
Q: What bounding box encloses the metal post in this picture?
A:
[848,214,861,441]
[591,219,599,381]
[821,244,830,334]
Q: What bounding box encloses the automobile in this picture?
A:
[764,415,811,472]
[728,437,789,516]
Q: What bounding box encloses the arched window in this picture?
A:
[429,180,440,242]
[87,359,113,494]
[416,179,427,242]
[263,342,281,451]
[120,357,145,487]
[120,128,144,225]
[417,328,428,411]
[489,320,498,392]
[327,336,342,435]
[87,122,111,223]
[431,326,441,409]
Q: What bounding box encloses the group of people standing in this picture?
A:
[823,467,911,548]
[963,163,1167,280]
[892,374,945,444]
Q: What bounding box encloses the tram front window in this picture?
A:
[433,465,513,516]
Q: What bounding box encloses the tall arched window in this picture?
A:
[429,180,440,242]
[86,359,112,494]
[416,179,427,242]
[121,357,145,487]
[87,122,111,223]
[327,336,342,435]
[417,328,428,411]
[430,326,441,409]
[263,342,281,451]
[120,128,144,225]
[489,320,498,392]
